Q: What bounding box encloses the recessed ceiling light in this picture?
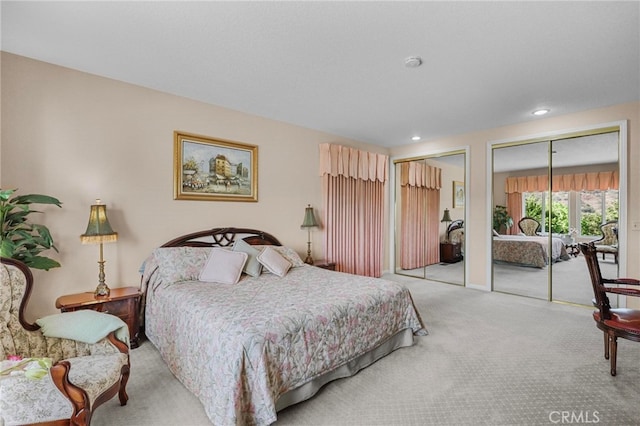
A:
[412,136,421,141]
[404,56,423,68]
[532,108,550,116]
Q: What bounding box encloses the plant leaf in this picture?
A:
[24,256,61,271]
[10,194,62,208]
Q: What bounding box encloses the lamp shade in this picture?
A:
[80,200,118,244]
[301,204,319,228]
[441,208,452,223]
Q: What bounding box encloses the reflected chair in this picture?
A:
[592,220,618,263]
[579,242,640,376]
[518,217,541,236]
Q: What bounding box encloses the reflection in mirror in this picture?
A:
[492,141,549,300]
[491,131,620,307]
[550,133,619,306]
[394,153,465,286]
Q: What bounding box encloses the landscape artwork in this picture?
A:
[174,131,258,202]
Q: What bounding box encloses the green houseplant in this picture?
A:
[493,205,514,234]
[0,189,62,270]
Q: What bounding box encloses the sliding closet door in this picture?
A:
[492,130,622,306]
[492,141,550,299]
[394,153,465,286]
[550,133,620,306]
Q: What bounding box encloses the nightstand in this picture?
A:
[313,260,336,271]
[440,242,463,263]
[55,287,142,348]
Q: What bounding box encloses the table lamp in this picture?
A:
[80,199,118,297]
[300,204,319,264]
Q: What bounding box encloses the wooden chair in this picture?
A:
[579,243,640,376]
[518,217,541,236]
[0,258,130,425]
[592,220,618,263]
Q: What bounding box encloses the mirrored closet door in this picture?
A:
[491,129,621,306]
[394,152,466,286]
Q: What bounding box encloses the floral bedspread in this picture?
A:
[142,250,426,426]
[493,235,570,268]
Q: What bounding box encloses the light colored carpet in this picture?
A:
[92,275,640,426]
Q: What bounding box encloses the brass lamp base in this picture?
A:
[94,282,110,297]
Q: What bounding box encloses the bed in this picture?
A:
[140,227,426,426]
[492,234,570,268]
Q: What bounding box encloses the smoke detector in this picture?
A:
[404,56,423,68]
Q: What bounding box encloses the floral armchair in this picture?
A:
[518,217,541,236]
[0,258,130,425]
[592,220,618,263]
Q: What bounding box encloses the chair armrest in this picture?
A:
[602,277,640,286]
[50,361,90,425]
[604,287,640,297]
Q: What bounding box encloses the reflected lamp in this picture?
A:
[441,208,452,242]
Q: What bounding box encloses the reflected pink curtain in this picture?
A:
[503,171,618,234]
[399,161,441,269]
[319,144,388,277]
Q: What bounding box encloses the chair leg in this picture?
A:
[118,364,130,406]
[603,332,609,359]
[610,335,618,376]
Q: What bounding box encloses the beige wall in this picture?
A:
[390,102,639,309]
[2,52,638,319]
[0,53,387,320]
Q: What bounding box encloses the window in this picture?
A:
[579,190,619,237]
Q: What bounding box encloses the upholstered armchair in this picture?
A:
[0,258,130,426]
[518,217,541,236]
[592,220,618,263]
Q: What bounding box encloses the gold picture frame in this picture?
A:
[453,181,464,208]
[174,131,258,202]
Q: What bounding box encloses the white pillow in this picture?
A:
[257,246,292,277]
[233,239,263,277]
[253,245,306,267]
[199,248,248,284]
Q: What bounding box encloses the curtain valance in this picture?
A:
[505,170,618,193]
[319,143,388,183]
[400,161,442,189]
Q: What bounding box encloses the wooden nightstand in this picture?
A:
[55,287,142,348]
[440,242,463,264]
[313,260,336,271]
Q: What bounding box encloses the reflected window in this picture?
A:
[579,190,619,237]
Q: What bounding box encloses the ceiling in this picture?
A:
[1,1,639,149]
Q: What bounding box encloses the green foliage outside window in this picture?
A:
[524,194,568,234]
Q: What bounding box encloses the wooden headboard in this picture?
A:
[160,227,282,248]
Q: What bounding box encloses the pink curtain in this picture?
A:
[399,161,441,269]
[319,144,388,277]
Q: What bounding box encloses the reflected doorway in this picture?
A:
[394,151,466,286]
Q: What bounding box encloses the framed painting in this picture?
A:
[453,181,464,208]
[174,131,258,202]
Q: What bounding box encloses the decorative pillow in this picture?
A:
[254,245,305,267]
[199,248,248,284]
[257,246,292,277]
[152,247,212,283]
[233,239,263,277]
